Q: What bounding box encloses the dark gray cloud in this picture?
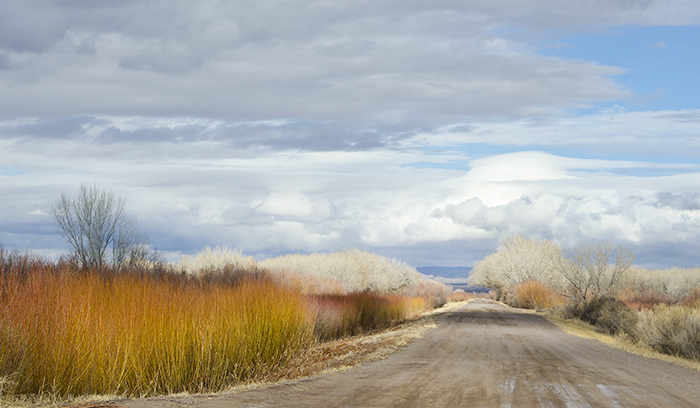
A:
[97,123,212,144]
[118,50,206,76]
[1,116,418,152]
[0,116,103,139]
[0,0,682,55]
[0,0,663,119]
[0,0,68,53]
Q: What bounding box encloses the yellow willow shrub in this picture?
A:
[0,266,313,398]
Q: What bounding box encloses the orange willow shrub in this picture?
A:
[401,280,452,308]
[510,280,565,310]
[681,287,700,309]
[617,288,675,310]
[0,262,313,398]
[310,293,425,341]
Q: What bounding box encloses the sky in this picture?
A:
[1,0,700,269]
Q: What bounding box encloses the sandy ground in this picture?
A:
[122,299,700,408]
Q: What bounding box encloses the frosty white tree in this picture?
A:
[471,234,635,304]
[470,234,560,298]
[50,183,150,269]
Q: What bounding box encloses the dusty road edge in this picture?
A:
[224,299,472,394]
[542,312,700,372]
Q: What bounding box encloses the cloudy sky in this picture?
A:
[1,0,699,268]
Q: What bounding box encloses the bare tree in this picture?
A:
[553,241,635,304]
[49,183,151,269]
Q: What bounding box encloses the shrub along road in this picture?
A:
[125,299,700,407]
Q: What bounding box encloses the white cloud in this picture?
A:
[463,152,575,183]
[255,192,332,221]
[3,109,700,268]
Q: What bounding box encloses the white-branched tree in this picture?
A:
[50,183,154,269]
[471,234,635,305]
[553,241,635,304]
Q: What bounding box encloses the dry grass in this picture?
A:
[63,301,466,408]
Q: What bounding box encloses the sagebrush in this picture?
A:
[637,305,700,360]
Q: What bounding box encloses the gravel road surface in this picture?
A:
[124,299,700,407]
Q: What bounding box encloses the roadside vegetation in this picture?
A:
[0,246,453,404]
[470,234,700,364]
[0,185,456,404]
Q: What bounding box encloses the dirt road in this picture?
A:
[125,299,700,407]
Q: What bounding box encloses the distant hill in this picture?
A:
[416,266,472,281]
[417,266,489,293]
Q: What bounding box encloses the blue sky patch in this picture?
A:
[539,26,700,112]
[0,167,26,177]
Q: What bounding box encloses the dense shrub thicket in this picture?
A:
[561,297,638,339]
[179,247,452,307]
[258,249,423,293]
[626,267,700,302]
